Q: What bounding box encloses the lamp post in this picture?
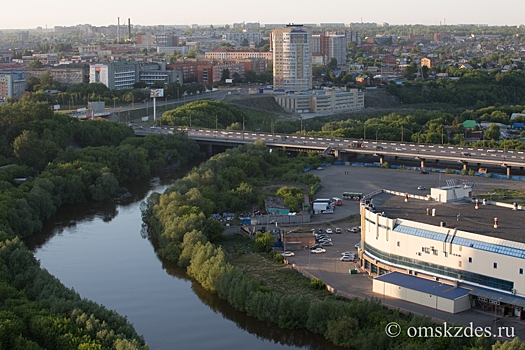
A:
[441,126,444,145]
[300,116,303,136]
[417,132,421,154]
[242,116,245,140]
[270,117,274,136]
[363,123,366,140]
[376,127,380,150]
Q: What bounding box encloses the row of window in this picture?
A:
[394,224,525,260]
[364,243,514,292]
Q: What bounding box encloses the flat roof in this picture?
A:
[372,192,525,244]
[375,272,470,300]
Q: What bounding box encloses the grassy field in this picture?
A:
[219,234,335,301]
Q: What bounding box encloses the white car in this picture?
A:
[281,251,294,257]
[310,248,326,254]
[326,228,333,234]
[317,167,324,170]
[395,147,405,151]
[340,256,356,262]
[348,227,359,233]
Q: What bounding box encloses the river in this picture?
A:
[24,166,342,350]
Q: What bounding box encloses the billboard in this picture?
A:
[150,88,164,98]
[225,79,233,84]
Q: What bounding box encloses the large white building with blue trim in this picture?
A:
[361,186,525,317]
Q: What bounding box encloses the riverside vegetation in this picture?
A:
[141,141,520,350]
[0,97,200,349]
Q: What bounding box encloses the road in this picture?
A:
[134,128,525,170]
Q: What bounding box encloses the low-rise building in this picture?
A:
[274,88,364,113]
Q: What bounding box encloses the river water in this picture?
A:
[24,167,341,350]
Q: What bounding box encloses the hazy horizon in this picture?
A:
[3,0,525,30]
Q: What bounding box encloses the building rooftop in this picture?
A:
[375,272,470,300]
[372,192,525,244]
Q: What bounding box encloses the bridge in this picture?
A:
[134,127,525,177]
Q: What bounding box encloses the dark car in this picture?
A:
[420,170,429,174]
[376,146,384,150]
[462,152,471,157]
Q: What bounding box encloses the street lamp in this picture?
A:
[417,132,421,154]
[441,126,444,145]
[242,116,245,140]
[376,127,381,150]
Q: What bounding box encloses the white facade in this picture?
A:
[272,25,312,92]
[361,205,525,298]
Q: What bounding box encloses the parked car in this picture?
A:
[281,251,294,257]
[341,251,352,256]
[311,248,326,254]
[420,170,429,174]
[326,228,333,234]
[348,227,359,233]
[321,241,333,246]
[340,255,356,262]
[310,244,322,250]
[355,242,361,249]
[317,167,324,170]
[323,209,334,214]
[335,228,342,234]
[418,186,426,190]
[318,228,323,234]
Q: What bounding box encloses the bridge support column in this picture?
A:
[435,159,439,165]
[207,144,213,158]
[477,163,481,168]
[379,155,385,164]
[420,159,425,169]
[507,166,512,179]
[463,162,468,171]
[394,156,398,161]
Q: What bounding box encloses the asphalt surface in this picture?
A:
[286,165,525,340]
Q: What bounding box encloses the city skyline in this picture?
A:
[3,0,525,30]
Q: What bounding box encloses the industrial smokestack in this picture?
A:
[117,17,120,43]
[128,18,131,41]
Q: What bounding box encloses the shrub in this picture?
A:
[309,278,326,290]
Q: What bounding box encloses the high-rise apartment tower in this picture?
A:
[271,24,311,92]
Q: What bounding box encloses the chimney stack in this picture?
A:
[128,18,131,41]
[117,17,120,43]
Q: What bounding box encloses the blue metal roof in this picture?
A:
[375,272,470,300]
[394,224,525,260]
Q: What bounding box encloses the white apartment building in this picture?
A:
[0,71,26,100]
[360,185,525,318]
[271,24,312,92]
[273,88,364,113]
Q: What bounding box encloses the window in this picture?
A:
[397,241,400,247]
[494,263,498,269]
[458,261,462,268]
[468,257,472,263]
[520,268,523,275]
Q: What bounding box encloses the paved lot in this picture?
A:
[287,165,525,339]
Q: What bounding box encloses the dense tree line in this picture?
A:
[0,97,202,348]
[386,70,525,109]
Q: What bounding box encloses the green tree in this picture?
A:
[254,231,275,253]
[484,124,500,141]
[28,60,43,68]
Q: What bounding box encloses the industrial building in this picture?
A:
[273,88,364,113]
[360,180,525,317]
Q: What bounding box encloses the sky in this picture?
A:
[2,0,525,29]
